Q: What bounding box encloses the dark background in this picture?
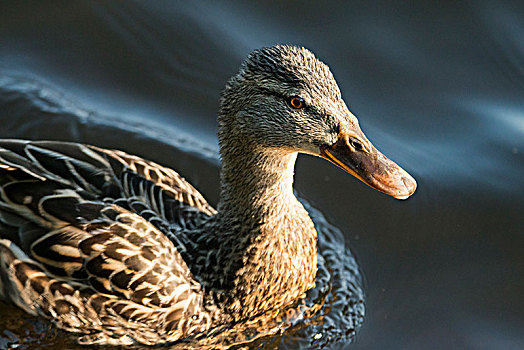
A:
[1,1,523,349]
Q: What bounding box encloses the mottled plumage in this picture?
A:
[0,45,416,345]
[0,141,217,345]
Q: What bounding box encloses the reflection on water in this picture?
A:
[1,0,523,349]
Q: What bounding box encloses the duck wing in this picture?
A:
[92,146,216,216]
[0,140,217,344]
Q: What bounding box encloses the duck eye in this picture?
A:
[288,96,305,109]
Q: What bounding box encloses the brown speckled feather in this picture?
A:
[0,140,218,344]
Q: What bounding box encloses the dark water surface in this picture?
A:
[1,1,523,349]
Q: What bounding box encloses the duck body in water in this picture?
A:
[0,45,416,345]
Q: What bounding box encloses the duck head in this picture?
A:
[218,45,416,199]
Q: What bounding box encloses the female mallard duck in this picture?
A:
[0,45,416,345]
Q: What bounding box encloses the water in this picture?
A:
[0,1,523,349]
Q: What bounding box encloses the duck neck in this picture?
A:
[204,138,317,319]
[217,146,297,221]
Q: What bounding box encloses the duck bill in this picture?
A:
[320,132,417,199]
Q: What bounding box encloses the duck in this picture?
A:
[0,45,416,346]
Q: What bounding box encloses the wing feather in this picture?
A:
[0,140,218,344]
